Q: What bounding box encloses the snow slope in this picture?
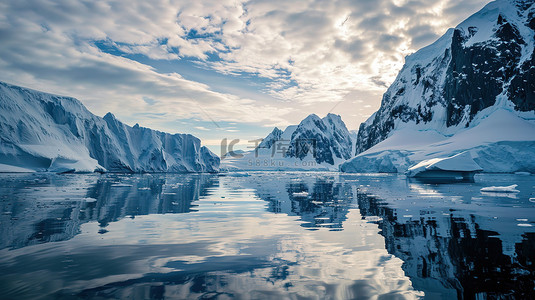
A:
[0,81,219,173]
[342,109,535,173]
[222,113,353,171]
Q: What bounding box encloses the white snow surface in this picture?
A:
[341,109,535,173]
[0,81,219,173]
[406,151,482,177]
[480,184,520,193]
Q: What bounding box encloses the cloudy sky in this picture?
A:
[0,0,491,152]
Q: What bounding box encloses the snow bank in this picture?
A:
[341,109,535,173]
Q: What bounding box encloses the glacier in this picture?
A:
[342,0,535,174]
[341,109,535,173]
[0,81,219,173]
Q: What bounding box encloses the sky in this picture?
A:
[0,0,491,153]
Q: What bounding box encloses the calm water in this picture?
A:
[0,172,534,299]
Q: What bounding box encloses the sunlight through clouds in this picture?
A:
[0,0,491,141]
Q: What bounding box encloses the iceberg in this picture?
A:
[406,152,483,180]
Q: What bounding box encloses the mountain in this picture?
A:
[221,113,353,171]
[342,0,535,173]
[285,114,353,165]
[0,81,219,173]
[258,127,283,149]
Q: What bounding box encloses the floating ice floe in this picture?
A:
[406,152,482,180]
[111,183,133,187]
[480,184,520,193]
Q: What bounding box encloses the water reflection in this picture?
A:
[0,173,421,299]
[0,172,534,299]
[252,175,355,229]
[0,173,216,249]
[355,175,535,299]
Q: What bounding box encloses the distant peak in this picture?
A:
[302,113,321,122]
[103,112,116,120]
[324,113,342,121]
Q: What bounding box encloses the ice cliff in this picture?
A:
[0,81,219,173]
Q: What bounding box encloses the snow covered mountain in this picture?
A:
[222,113,353,171]
[285,114,353,165]
[0,81,219,173]
[342,0,535,173]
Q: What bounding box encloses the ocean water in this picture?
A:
[0,172,534,299]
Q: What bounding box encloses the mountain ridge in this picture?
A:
[0,81,219,173]
[221,113,353,171]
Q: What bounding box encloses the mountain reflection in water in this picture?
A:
[0,172,534,299]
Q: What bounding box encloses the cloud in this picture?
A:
[0,0,492,137]
[142,97,158,106]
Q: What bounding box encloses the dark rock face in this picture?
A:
[444,16,525,126]
[509,10,535,111]
[355,0,535,155]
[354,110,394,156]
[257,114,353,166]
[285,114,353,165]
[286,115,332,164]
